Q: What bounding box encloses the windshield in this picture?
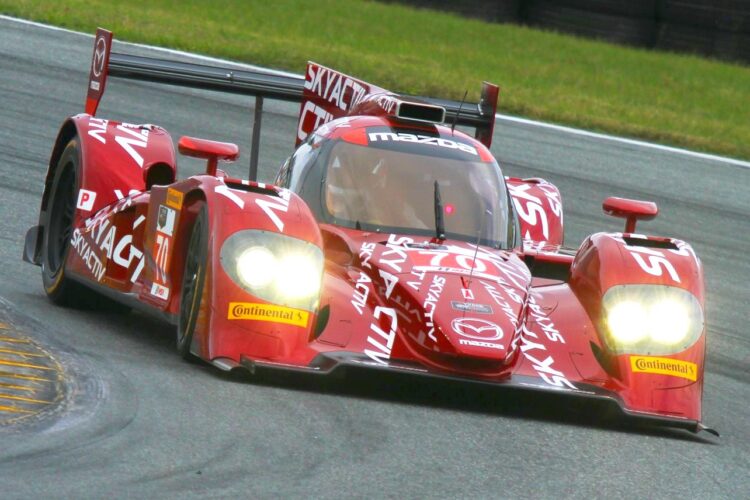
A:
[317,138,515,248]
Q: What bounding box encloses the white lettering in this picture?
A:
[364,306,398,365]
[368,132,478,156]
[215,184,245,209]
[114,125,148,168]
[255,191,290,232]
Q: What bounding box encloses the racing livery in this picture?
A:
[23,29,714,435]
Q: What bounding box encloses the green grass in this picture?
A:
[3,0,749,160]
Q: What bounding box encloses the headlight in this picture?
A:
[602,285,703,355]
[221,230,324,311]
[236,247,276,289]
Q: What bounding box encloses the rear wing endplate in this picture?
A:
[87,28,499,180]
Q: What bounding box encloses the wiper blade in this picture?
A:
[433,180,446,242]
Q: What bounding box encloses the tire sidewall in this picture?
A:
[176,204,208,358]
[41,140,80,300]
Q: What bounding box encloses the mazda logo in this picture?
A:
[92,36,107,78]
[451,318,503,341]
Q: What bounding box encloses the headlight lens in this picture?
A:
[602,285,703,355]
[221,230,324,311]
[607,300,649,344]
[236,246,276,289]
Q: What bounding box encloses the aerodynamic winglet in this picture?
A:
[85,28,113,116]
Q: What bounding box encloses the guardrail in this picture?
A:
[383,0,750,64]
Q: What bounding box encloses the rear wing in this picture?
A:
[87,28,499,180]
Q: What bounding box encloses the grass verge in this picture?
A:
[2,0,749,160]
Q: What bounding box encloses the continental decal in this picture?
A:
[228,302,309,327]
[630,356,697,382]
[166,188,184,209]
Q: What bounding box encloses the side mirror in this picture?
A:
[602,197,658,233]
[178,136,239,176]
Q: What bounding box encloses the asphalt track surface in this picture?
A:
[1,18,749,498]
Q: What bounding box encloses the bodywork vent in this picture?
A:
[397,102,446,124]
[623,237,678,250]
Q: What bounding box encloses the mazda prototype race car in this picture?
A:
[23,29,715,435]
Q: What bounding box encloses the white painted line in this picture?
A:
[3,14,749,169]
[495,114,750,169]
[0,14,297,77]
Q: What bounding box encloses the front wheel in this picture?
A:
[41,139,88,306]
[40,139,130,313]
[176,204,208,360]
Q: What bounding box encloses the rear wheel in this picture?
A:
[177,204,208,360]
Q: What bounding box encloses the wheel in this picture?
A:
[177,204,208,359]
[41,139,89,306]
[40,139,131,313]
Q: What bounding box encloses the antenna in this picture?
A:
[451,90,469,135]
[465,209,491,291]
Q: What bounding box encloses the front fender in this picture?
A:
[162,177,324,363]
[44,114,176,220]
[570,232,706,421]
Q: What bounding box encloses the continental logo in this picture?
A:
[630,356,698,382]
[166,188,183,209]
[228,302,309,327]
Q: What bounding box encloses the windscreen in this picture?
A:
[320,136,514,248]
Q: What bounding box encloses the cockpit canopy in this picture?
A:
[276,118,517,249]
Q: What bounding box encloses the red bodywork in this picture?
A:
[25,29,710,433]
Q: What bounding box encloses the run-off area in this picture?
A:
[0,319,65,426]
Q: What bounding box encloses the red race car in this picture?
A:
[23,29,714,435]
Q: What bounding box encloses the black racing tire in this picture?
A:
[40,139,131,313]
[41,139,91,306]
[176,204,208,360]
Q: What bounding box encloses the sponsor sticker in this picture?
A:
[166,188,183,209]
[76,189,97,211]
[154,233,172,283]
[459,338,504,350]
[451,318,503,341]
[368,132,478,156]
[92,35,107,78]
[156,205,175,236]
[461,288,474,300]
[451,301,493,314]
[630,356,697,382]
[150,282,169,300]
[228,302,309,327]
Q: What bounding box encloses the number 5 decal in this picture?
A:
[631,253,680,283]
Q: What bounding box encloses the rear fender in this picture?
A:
[506,177,564,246]
[570,232,705,420]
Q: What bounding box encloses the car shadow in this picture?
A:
[214,364,719,444]
[46,301,717,444]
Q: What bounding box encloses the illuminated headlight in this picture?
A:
[221,230,324,311]
[276,254,322,299]
[602,285,703,355]
[236,247,276,289]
